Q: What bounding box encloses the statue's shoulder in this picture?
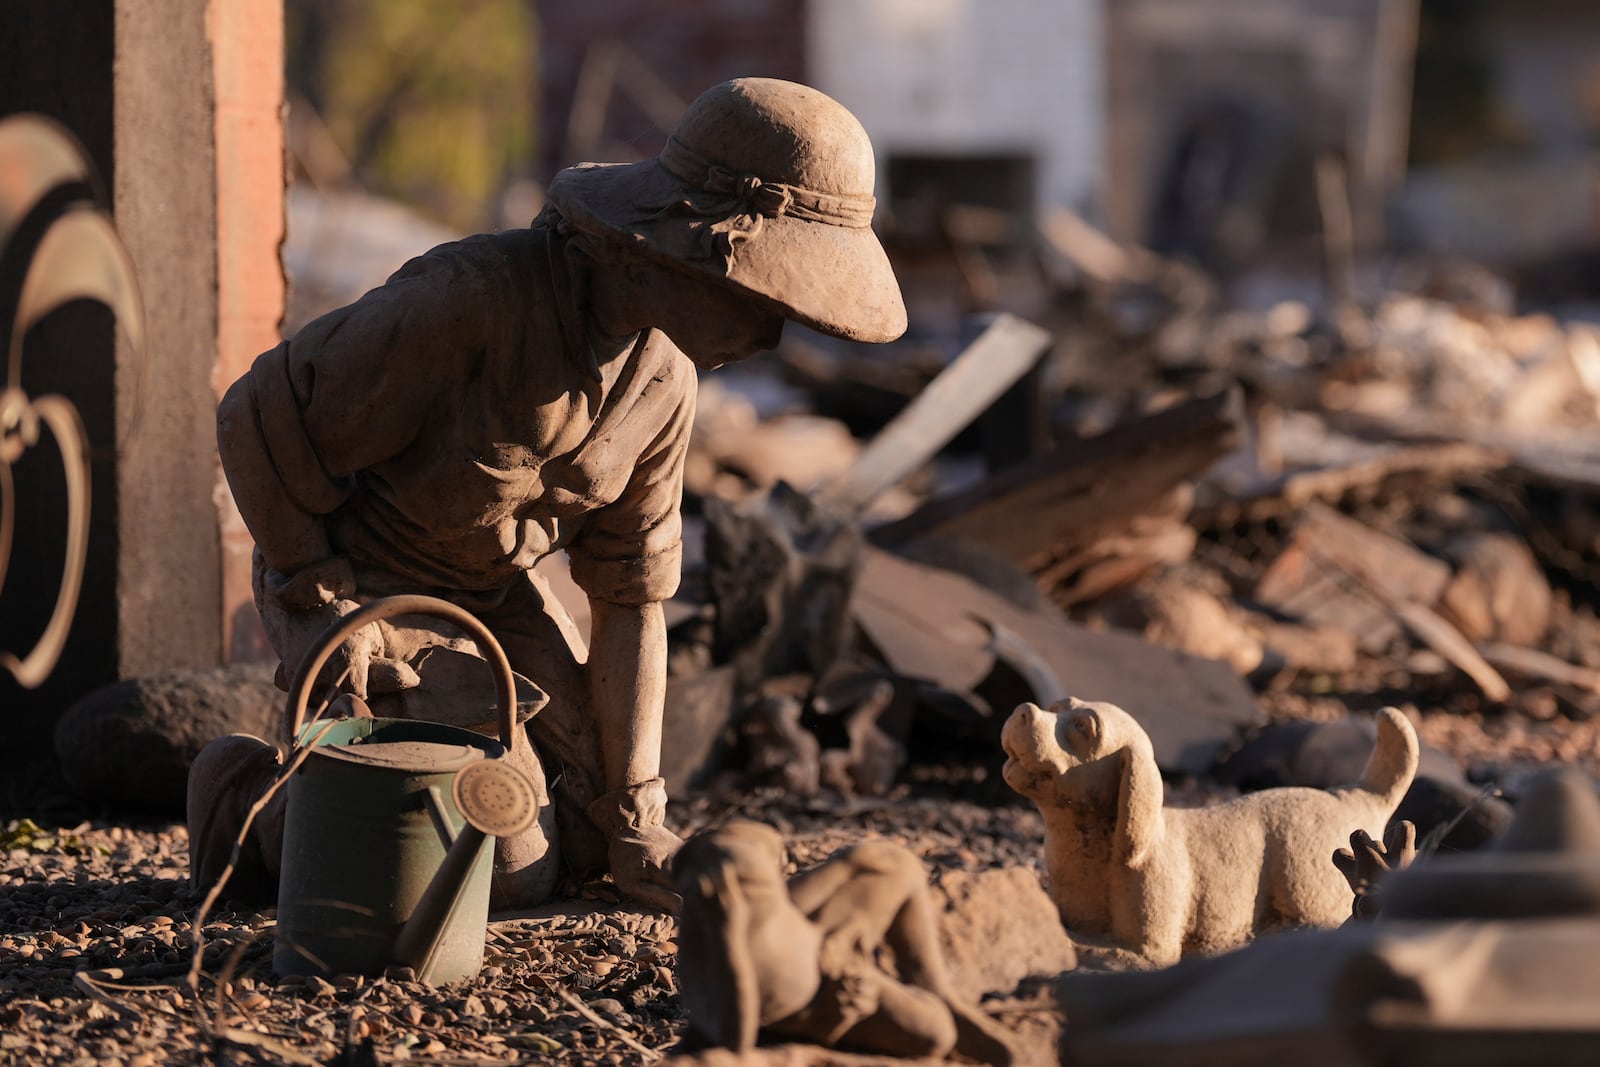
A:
[387,226,550,293]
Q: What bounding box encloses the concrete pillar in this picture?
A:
[113,0,287,674]
[112,0,228,677]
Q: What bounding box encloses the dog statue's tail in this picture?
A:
[1356,707,1420,809]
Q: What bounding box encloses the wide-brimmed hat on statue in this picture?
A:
[546,77,907,344]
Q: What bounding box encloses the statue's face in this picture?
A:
[647,268,786,370]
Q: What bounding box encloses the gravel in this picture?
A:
[0,789,1047,1066]
[5,661,1588,1065]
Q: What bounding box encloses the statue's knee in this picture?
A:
[895,1002,958,1060]
[844,840,925,887]
[186,733,285,900]
[927,1011,959,1060]
[187,734,281,821]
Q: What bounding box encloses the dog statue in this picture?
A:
[1002,697,1418,968]
[673,820,1015,1064]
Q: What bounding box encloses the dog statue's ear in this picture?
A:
[1115,745,1164,868]
[677,860,762,1052]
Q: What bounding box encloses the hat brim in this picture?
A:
[547,160,908,344]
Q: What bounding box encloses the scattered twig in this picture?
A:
[1418,782,1503,856]
[213,1024,325,1066]
[563,39,623,164]
[534,974,662,1061]
[183,678,350,1057]
[1314,153,1356,310]
[1477,642,1600,696]
[71,971,142,1019]
[980,998,1061,1018]
[186,714,342,1000]
[362,997,502,1059]
[610,42,688,134]
[211,934,259,1038]
[73,966,183,990]
[1292,526,1511,702]
[1389,600,1511,703]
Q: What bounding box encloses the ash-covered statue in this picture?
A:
[673,821,1016,1064]
[188,79,906,909]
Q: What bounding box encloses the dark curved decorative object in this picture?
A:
[0,114,144,687]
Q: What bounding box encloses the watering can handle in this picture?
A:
[284,594,519,751]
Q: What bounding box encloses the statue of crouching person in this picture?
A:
[184,77,909,912]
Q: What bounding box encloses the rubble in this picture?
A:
[648,191,1600,837]
[928,868,1077,1003]
[820,313,1054,513]
[850,547,1261,776]
[1437,532,1553,648]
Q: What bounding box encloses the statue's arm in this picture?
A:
[217,249,477,591]
[587,598,667,789]
[217,363,341,582]
[566,359,696,904]
[568,360,696,785]
[784,854,861,915]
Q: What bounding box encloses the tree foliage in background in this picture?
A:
[285,0,537,233]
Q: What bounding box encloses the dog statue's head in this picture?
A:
[1001,697,1164,866]
[673,819,789,899]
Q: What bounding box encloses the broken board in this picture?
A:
[850,547,1261,775]
[871,387,1242,566]
[1254,503,1451,654]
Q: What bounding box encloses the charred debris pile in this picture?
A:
[648,208,1600,833]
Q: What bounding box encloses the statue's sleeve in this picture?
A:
[566,365,696,607]
[227,248,484,519]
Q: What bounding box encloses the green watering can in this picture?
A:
[272,594,538,985]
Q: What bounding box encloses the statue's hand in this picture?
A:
[609,822,685,912]
[588,777,683,911]
[276,596,379,700]
[817,921,872,976]
[261,560,376,700]
[264,555,357,610]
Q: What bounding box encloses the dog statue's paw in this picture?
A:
[1069,937,1173,973]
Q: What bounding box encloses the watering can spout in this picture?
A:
[392,758,539,981]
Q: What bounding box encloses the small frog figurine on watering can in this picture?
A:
[273,594,538,985]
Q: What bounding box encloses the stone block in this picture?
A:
[54,662,281,814]
[931,867,1078,1002]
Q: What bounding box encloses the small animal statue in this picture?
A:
[673,820,1015,1065]
[1002,697,1418,968]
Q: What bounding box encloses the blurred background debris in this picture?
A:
[10,0,1600,822]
